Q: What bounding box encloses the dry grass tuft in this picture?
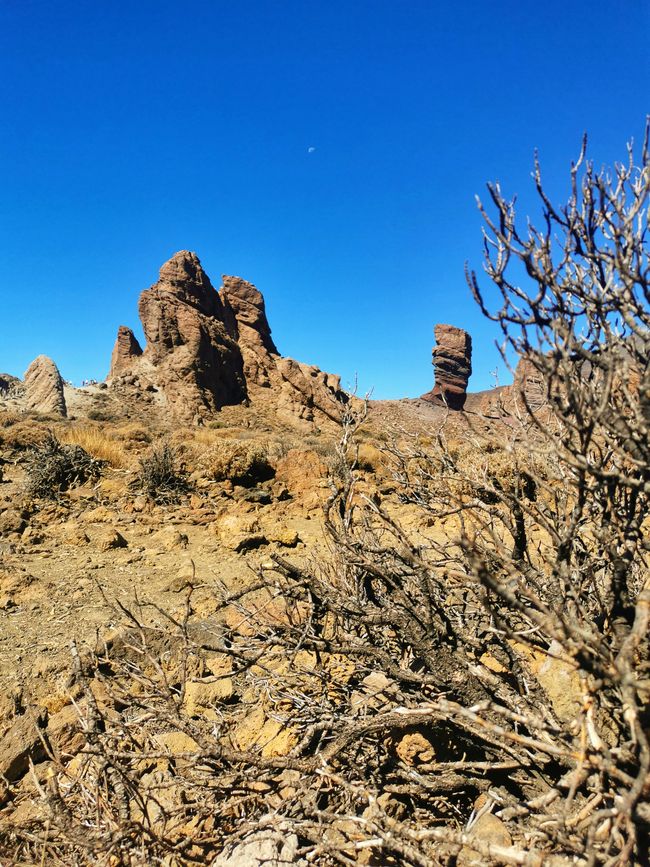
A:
[60,425,128,468]
[111,422,152,445]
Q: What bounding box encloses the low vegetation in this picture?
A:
[135,441,190,503]
[197,439,275,486]
[59,424,128,468]
[23,432,103,498]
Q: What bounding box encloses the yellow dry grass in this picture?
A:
[60,425,128,468]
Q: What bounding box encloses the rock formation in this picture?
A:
[23,355,67,416]
[220,275,279,389]
[421,324,472,410]
[109,326,143,378]
[135,251,247,420]
[512,357,546,412]
[0,373,20,396]
[109,251,346,425]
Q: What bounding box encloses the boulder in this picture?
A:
[23,355,67,416]
[421,324,472,410]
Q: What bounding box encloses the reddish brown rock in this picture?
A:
[220,274,345,423]
[23,355,67,417]
[221,276,279,388]
[274,357,344,423]
[137,251,247,421]
[422,324,472,410]
[109,326,143,378]
[111,251,346,426]
[512,357,546,411]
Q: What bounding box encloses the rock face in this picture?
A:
[421,324,472,410]
[220,275,279,389]
[109,251,346,425]
[23,355,67,417]
[0,373,20,396]
[109,326,143,378]
[136,251,247,420]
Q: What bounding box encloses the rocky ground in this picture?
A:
[1,251,577,865]
[0,391,476,841]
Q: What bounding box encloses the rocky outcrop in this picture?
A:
[109,326,143,378]
[512,358,546,412]
[127,251,246,421]
[110,251,346,425]
[220,276,279,389]
[219,274,345,422]
[421,324,472,410]
[23,356,67,417]
[274,357,345,423]
[0,373,20,396]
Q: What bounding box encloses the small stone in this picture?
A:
[94,527,128,552]
[154,731,201,756]
[183,678,234,719]
[395,732,436,765]
[0,509,27,535]
[265,525,300,547]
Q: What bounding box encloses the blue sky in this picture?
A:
[1,0,648,396]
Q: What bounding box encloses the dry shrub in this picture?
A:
[60,424,127,468]
[136,442,189,503]
[0,410,22,428]
[197,439,274,486]
[24,432,103,498]
[450,437,545,495]
[350,441,385,474]
[111,422,152,445]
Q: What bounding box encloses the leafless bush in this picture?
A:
[136,442,189,503]
[23,431,103,498]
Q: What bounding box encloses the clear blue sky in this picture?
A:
[1,1,648,396]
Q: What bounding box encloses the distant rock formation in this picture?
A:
[0,373,20,396]
[512,358,546,412]
[109,326,143,378]
[220,275,279,389]
[109,251,346,425]
[23,355,67,416]
[421,324,472,410]
[136,251,247,420]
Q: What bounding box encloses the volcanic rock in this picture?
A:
[109,326,143,378]
[23,355,67,417]
[220,274,345,422]
[136,251,247,421]
[220,276,279,388]
[111,251,346,426]
[512,357,546,411]
[0,373,20,396]
[421,324,472,410]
